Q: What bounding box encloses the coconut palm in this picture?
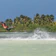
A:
[14,17,20,24]
[49,14,54,22]
[34,13,41,25]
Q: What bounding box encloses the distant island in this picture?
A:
[0,13,56,32]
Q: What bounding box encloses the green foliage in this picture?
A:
[46,26,56,32]
[0,13,56,32]
[5,19,13,27]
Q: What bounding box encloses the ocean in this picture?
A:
[0,29,56,56]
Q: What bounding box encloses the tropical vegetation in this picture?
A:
[0,13,56,32]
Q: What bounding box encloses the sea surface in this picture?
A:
[0,29,56,40]
[0,29,56,56]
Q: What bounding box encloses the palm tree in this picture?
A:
[41,14,45,20]
[14,17,20,24]
[20,15,25,18]
[41,14,45,25]
[43,15,50,25]
[49,14,54,21]
[34,13,41,25]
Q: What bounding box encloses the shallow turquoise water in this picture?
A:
[0,40,56,56]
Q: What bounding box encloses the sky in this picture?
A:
[0,0,56,21]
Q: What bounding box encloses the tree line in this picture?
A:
[0,13,56,32]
